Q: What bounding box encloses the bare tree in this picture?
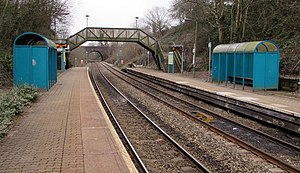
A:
[142,6,171,38]
[170,0,251,43]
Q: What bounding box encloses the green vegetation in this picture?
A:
[166,0,300,75]
[111,1,300,76]
[0,85,39,139]
[1,1,299,79]
[0,0,71,86]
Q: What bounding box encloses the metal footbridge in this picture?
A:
[67,27,167,71]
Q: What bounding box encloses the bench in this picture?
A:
[228,76,253,85]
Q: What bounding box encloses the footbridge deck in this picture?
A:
[67,27,167,71]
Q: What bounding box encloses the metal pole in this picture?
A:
[208,42,212,81]
[181,45,184,73]
[147,51,150,67]
[85,51,88,64]
[135,17,139,28]
[193,20,198,78]
[86,15,89,27]
[54,19,57,41]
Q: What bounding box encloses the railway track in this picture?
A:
[90,63,210,173]
[125,68,300,136]
[100,62,300,172]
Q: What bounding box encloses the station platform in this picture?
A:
[127,67,300,117]
[0,67,137,173]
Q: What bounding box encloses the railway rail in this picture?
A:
[90,62,211,173]
[125,68,300,136]
[100,62,300,172]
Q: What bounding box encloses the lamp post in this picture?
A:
[147,51,150,67]
[85,51,88,64]
[185,18,198,78]
[208,42,212,81]
[135,17,139,28]
[86,15,89,27]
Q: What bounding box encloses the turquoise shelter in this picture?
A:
[13,32,57,90]
[57,49,67,71]
[212,41,280,90]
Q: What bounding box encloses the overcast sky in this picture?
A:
[69,0,173,34]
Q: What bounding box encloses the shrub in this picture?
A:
[0,85,39,139]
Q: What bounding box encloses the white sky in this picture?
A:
[69,0,173,35]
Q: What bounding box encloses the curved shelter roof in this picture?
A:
[14,32,56,48]
[213,41,279,53]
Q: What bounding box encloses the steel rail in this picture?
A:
[125,67,300,135]
[101,63,300,173]
[103,63,300,152]
[89,64,149,173]
[93,62,211,173]
[107,63,300,153]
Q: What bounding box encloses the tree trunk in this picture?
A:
[241,4,249,41]
[230,4,234,42]
[211,0,225,43]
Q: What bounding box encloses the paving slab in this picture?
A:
[0,67,136,173]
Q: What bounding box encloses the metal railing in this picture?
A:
[67,27,166,71]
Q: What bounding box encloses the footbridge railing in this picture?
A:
[67,27,166,71]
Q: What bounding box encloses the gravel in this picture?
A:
[101,65,282,173]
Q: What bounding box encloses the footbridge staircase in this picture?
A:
[67,27,166,71]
